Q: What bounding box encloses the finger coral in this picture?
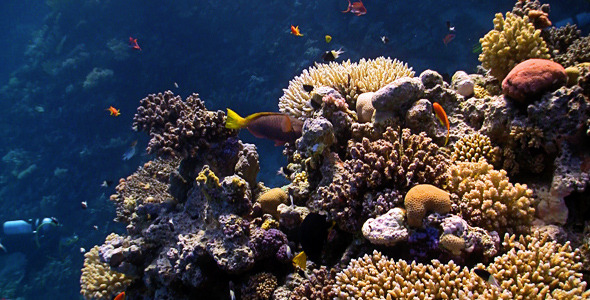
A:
[404,184,451,228]
[80,234,134,300]
[313,127,448,232]
[451,132,499,164]
[479,12,550,80]
[133,90,235,157]
[278,57,414,119]
[446,161,535,234]
[490,231,590,299]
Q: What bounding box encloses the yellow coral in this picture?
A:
[451,133,499,164]
[489,232,590,299]
[279,57,414,119]
[439,234,466,256]
[446,161,535,234]
[257,188,288,219]
[80,234,133,300]
[479,12,550,80]
[473,84,491,99]
[404,184,451,228]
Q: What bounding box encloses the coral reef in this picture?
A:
[133,91,235,157]
[240,272,277,300]
[361,207,409,246]
[256,188,288,219]
[446,161,535,234]
[278,57,414,119]
[543,24,581,66]
[312,127,448,232]
[451,132,499,164]
[502,58,567,104]
[479,12,550,80]
[80,234,134,300]
[371,77,425,123]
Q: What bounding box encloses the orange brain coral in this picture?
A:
[404,184,451,227]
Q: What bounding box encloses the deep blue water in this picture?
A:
[0,0,589,298]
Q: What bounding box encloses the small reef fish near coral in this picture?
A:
[4,0,590,299]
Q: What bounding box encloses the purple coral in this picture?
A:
[250,228,289,260]
[133,90,235,157]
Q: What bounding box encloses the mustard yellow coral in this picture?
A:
[279,57,414,119]
[257,187,288,219]
[446,161,535,234]
[479,12,550,80]
[80,234,133,300]
[451,132,499,164]
[404,184,451,228]
[489,232,590,299]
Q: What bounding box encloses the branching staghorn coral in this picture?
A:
[279,57,414,119]
[479,12,550,80]
[109,158,179,224]
[446,161,535,234]
[80,234,134,300]
[312,127,448,232]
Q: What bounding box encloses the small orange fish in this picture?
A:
[290,25,303,37]
[433,102,449,146]
[106,106,120,117]
[113,291,125,300]
[342,0,367,16]
[129,37,141,51]
[225,109,303,146]
[443,33,456,46]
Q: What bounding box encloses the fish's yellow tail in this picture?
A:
[225,108,247,129]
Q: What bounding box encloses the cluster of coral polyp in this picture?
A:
[82,1,590,297]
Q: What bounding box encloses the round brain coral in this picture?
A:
[404,184,451,228]
[479,12,550,80]
[279,57,414,119]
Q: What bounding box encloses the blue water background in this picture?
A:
[0,0,588,298]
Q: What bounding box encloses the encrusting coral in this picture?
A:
[109,158,179,224]
[133,90,235,157]
[446,160,535,234]
[80,234,134,300]
[278,57,414,119]
[479,12,550,80]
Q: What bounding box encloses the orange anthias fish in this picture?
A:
[432,102,449,146]
[342,0,367,16]
[290,25,303,37]
[106,106,120,117]
[225,109,303,146]
[113,291,125,300]
[128,37,141,51]
[443,33,456,46]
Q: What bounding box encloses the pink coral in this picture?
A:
[502,59,567,104]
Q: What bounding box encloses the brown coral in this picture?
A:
[446,161,535,234]
[241,272,278,300]
[256,188,288,219]
[404,184,451,228]
[109,158,179,224]
[451,132,499,164]
[133,90,235,157]
[312,127,448,232]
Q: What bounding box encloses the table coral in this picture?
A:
[404,184,451,228]
[133,90,235,157]
[479,12,550,80]
[80,234,134,300]
[446,161,535,234]
[278,57,414,119]
[312,127,448,232]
